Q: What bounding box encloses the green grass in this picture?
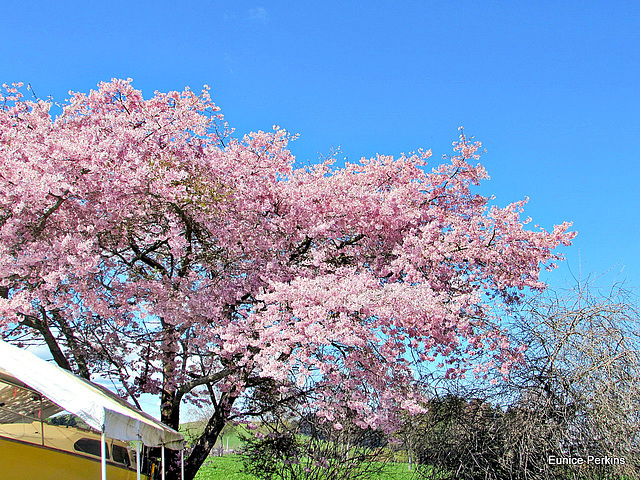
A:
[194,455,417,480]
[183,422,418,479]
[194,455,256,480]
[373,462,416,480]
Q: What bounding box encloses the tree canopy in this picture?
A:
[0,79,575,479]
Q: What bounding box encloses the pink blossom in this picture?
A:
[0,80,575,437]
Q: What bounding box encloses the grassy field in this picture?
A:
[194,456,255,480]
[194,455,417,480]
[184,421,418,479]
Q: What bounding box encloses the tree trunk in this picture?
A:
[160,331,182,480]
[160,389,231,480]
[159,335,236,479]
[183,396,235,480]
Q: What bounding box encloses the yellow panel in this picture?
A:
[0,436,146,480]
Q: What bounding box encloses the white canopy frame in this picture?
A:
[0,339,186,479]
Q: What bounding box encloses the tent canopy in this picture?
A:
[0,339,184,449]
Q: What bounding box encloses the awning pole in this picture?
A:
[181,448,184,480]
[101,430,107,480]
[136,440,141,480]
[161,445,165,480]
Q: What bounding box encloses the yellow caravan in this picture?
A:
[0,340,184,480]
[0,418,143,480]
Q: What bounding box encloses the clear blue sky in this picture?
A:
[3,0,639,291]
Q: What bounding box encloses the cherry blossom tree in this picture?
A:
[0,79,575,479]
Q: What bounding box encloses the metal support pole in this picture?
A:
[161,445,165,480]
[181,449,184,480]
[39,396,44,447]
[136,440,141,480]
[101,430,107,480]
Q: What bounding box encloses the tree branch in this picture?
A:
[171,368,235,411]
[32,194,66,238]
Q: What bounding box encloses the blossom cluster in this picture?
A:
[0,80,575,431]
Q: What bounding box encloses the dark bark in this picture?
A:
[160,365,182,480]
[184,395,236,480]
[20,312,74,373]
[161,380,235,480]
[51,309,91,379]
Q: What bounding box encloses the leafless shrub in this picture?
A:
[240,399,390,480]
[411,282,640,480]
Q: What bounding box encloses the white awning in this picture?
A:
[0,339,184,449]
